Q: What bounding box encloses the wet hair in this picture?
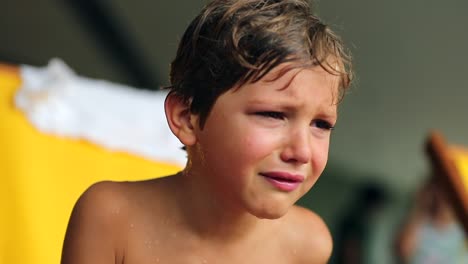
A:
[165,0,353,128]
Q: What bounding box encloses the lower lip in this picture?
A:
[263,176,301,192]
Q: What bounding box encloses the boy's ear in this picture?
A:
[164,93,197,147]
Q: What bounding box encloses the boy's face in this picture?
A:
[189,64,339,219]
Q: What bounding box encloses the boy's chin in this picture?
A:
[246,195,300,220]
[249,206,290,220]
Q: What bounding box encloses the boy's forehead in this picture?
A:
[252,64,340,102]
[264,62,339,87]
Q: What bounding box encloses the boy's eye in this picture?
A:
[313,120,335,131]
[256,111,285,120]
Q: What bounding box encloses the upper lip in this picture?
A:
[259,172,305,182]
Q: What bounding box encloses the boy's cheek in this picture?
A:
[242,132,270,149]
[312,144,330,175]
[240,132,281,157]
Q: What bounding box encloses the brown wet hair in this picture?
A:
[165,0,353,128]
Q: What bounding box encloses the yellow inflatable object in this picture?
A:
[0,64,181,264]
[427,132,468,235]
[452,148,468,193]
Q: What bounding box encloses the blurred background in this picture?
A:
[1,0,468,263]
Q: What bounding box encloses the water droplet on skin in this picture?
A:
[144,240,153,248]
[202,259,208,263]
[154,257,160,263]
[129,223,134,229]
[111,207,120,214]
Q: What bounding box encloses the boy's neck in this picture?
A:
[170,171,269,244]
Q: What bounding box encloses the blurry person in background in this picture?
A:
[395,176,467,264]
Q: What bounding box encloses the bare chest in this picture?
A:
[124,247,293,264]
[123,230,295,264]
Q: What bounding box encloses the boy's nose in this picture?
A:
[279,129,312,164]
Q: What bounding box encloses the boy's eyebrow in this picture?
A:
[317,109,338,121]
[246,96,299,107]
[246,98,337,117]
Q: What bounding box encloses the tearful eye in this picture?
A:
[313,120,335,131]
[256,111,285,120]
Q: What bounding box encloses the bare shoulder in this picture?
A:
[62,181,132,263]
[280,205,333,264]
[62,177,176,263]
[70,181,131,225]
[65,178,169,229]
